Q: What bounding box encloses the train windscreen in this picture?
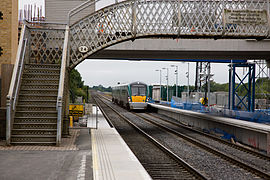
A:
[131,85,146,96]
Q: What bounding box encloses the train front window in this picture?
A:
[131,85,146,96]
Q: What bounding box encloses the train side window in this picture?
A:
[0,11,3,20]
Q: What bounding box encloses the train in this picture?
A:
[112,81,148,110]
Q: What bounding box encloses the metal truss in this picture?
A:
[229,63,256,112]
[69,0,270,68]
[253,60,270,109]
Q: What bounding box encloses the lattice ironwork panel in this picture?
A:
[29,28,65,64]
[69,0,270,68]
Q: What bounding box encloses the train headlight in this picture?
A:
[128,97,131,102]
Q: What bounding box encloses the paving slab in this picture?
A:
[0,129,92,180]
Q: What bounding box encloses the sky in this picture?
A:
[20,0,236,87]
[76,60,230,87]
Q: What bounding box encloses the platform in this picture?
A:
[149,103,270,154]
[0,106,151,180]
[88,106,151,180]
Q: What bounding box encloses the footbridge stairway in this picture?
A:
[11,64,60,145]
[6,24,68,145]
[6,0,270,145]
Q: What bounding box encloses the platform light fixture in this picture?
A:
[155,69,162,102]
[162,67,169,102]
[186,63,190,101]
[171,65,179,97]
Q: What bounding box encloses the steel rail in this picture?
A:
[94,95,208,180]
[93,96,114,128]
[133,112,270,179]
[146,112,270,161]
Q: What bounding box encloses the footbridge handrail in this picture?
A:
[56,25,69,146]
[6,24,28,145]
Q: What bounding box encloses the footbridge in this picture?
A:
[7,0,270,145]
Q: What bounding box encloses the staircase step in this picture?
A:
[17,100,56,106]
[11,142,56,145]
[22,77,60,82]
[19,94,58,97]
[21,83,59,86]
[23,73,59,79]
[19,90,58,96]
[14,122,57,124]
[11,135,56,138]
[14,117,57,123]
[24,69,60,74]
[18,95,57,101]
[23,72,60,76]
[21,85,58,89]
[25,63,60,69]
[17,105,56,107]
[16,105,57,112]
[12,129,57,135]
[20,89,58,92]
[12,129,57,131]
[11,136,56,144]
[14,123,57,127]
[15,111,57,118]
[22,79,59,84]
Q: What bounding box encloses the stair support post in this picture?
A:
[6,96,11,145]
[56,98,62,146]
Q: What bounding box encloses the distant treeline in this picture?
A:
[90,85,112,92]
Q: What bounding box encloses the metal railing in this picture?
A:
[56,25,69,146]
[6,24,28,145]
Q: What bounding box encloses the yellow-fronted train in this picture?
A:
[112,81,148,110]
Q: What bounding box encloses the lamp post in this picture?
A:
[171,65,178,97]
[162,67,169,102]
[186,62,190,102]
[155,69,162,102]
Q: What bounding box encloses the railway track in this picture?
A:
[96,94,270,179]
[133,112,270,179]
[93,94,207,180]
[144,112,270,169]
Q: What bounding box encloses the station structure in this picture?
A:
[0,0,270,179]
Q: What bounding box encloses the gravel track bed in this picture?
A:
[100,97,268,179]
[143,112,270,174]
[121,111,263,180]
[102,99,264,180]
[95,98,200,180]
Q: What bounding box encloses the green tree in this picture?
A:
[69,69,89,103]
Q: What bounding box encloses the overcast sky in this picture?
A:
[20,0,235,87]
